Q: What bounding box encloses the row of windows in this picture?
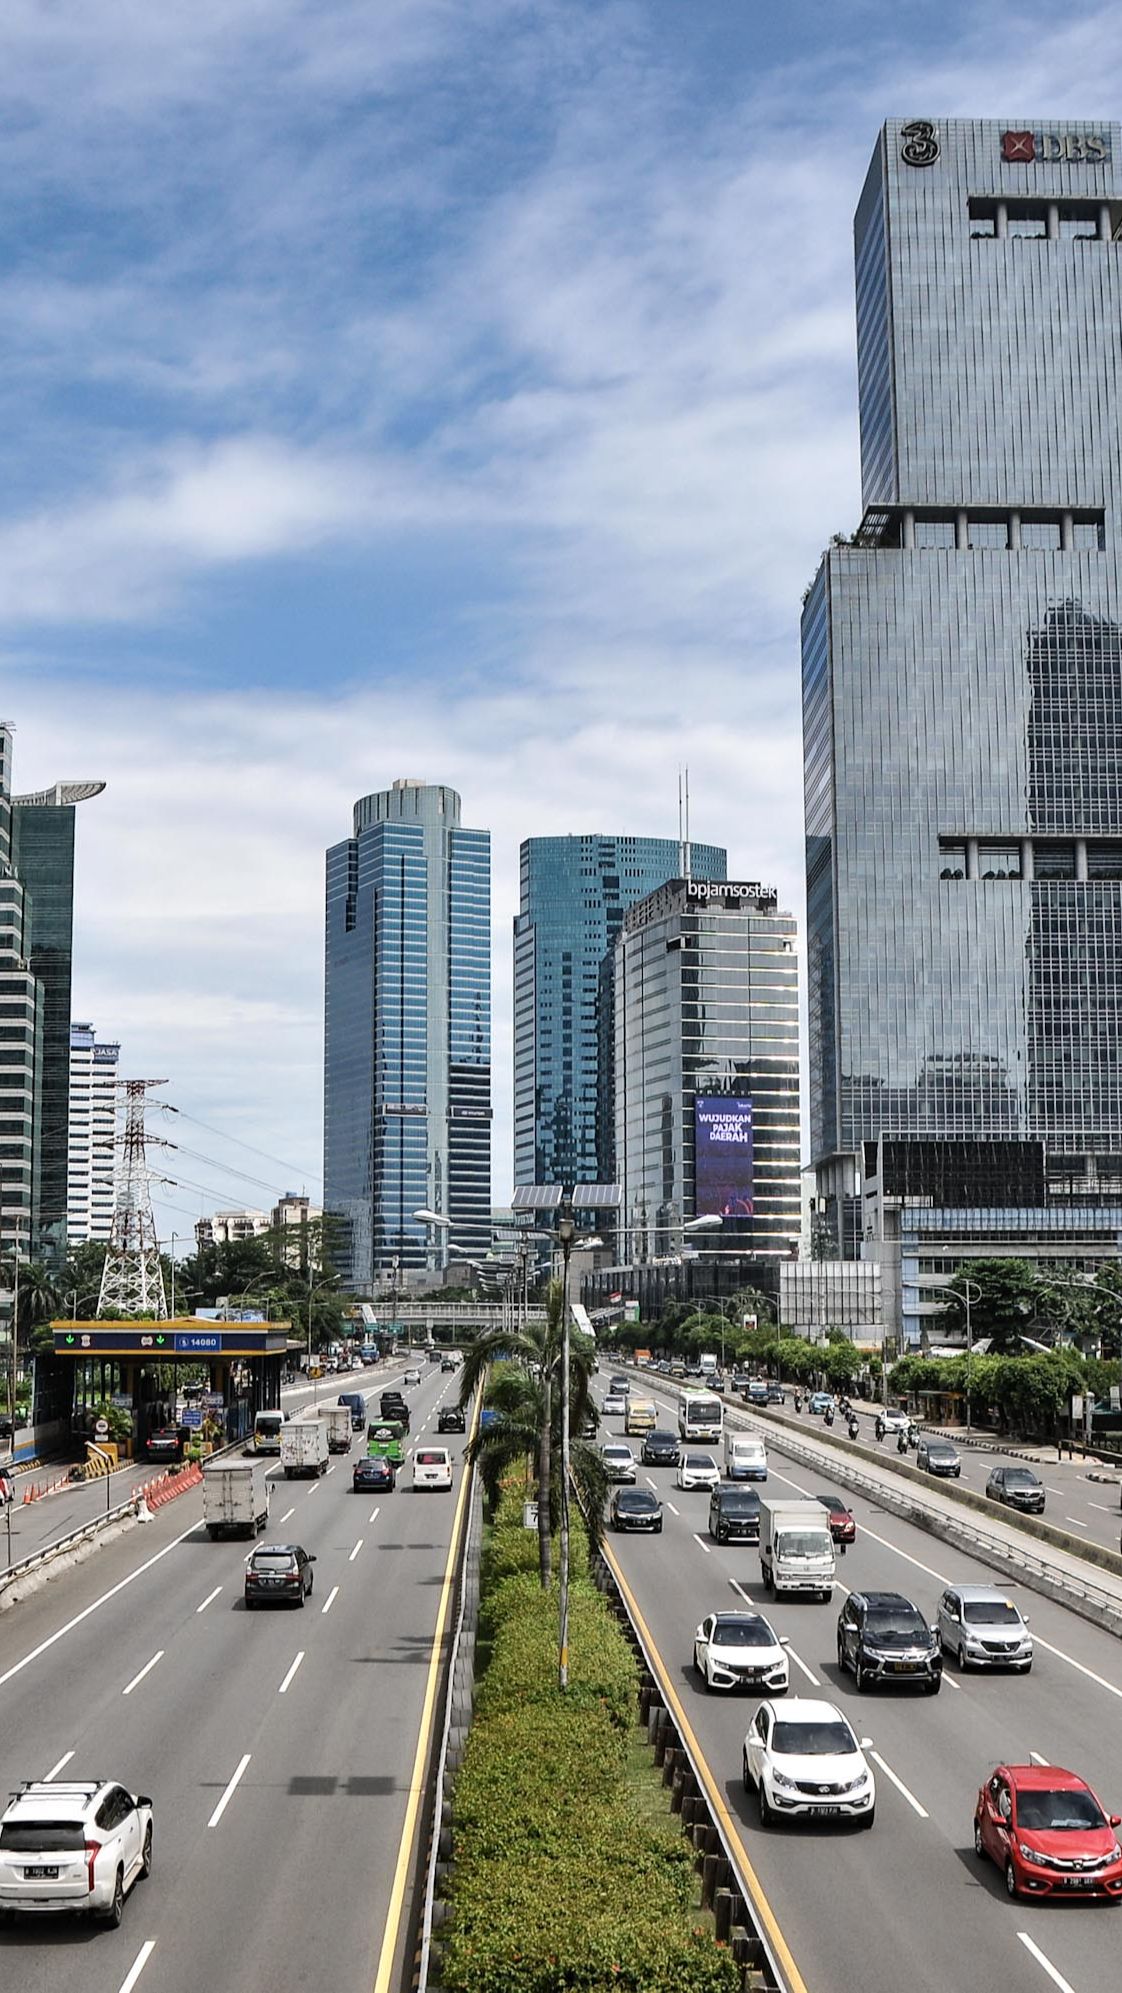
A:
[967,196,1122,242]
[858,507,1106,552]
[940,837,1122,882]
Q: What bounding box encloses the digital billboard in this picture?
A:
[694,1096,754,1219]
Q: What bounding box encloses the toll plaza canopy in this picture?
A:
[48,1317,291,1451]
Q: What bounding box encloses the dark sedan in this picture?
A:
[986,1465,1046,1515]
[815,1492,857,1546]
[641,1428,680,1466]
[244,1543,316,1607]
[610,1488,663,1534]
[145,1426,182,1461]
[353,1455,395,1493]
[438,1406,466,1434]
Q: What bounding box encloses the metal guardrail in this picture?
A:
[0,1493,140,1598]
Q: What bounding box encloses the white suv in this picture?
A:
[0,1780,153,1925]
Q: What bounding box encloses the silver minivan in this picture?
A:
[936,1584,1032,1671]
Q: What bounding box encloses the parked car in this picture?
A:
[641,1428,680,1467]
[708,1485,762,1543]
[836,1590,941,1693]
[694,1610,789,1693]
[677,1452,721,1492]
[353,1455,395,1493]
[815,1492,857,1546]
[438,1405,466,1433]
[974,1764,1122,1899]
[0,1779,153,1925]
[916,1437,962,1477]
[937,1584,1033,1671]
[601,1443,637,1484]
[244,1543,316,1607]
[875,1407,909,1439]
[986,1465,1045,1515]
[743,1698,875,1827]
[610,1488,663,1533]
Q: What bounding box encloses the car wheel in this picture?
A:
[1005,1857,1020,1899]
[926,1678,941,1696]
[837,1638,848,1675]
[855,1658,870,1692]
[297,1588,306,1607]
[1019,1660,1032,1674]
[956,1643,968,1672]
[101,1868,125,1927]
[245,1597,255,1611]
[974,1817,986,1859]
[743,1750,753,1793]
[758,1783,773,1827]
[140,1823,153,1879]
[654,1520,663,1534]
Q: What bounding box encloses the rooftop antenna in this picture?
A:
[683,765,692,882]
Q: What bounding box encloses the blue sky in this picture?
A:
[5,0,1122,1242]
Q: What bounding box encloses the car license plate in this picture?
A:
[1063,1877,1094,1889]
[891,1661,919,1672]
[26,1865,59,1879]
[813,1805,840,1816]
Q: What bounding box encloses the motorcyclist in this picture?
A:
[847,1415,860,1440]
[793,1392,802,1414]
[824,1404,835,1428]
[897,1428,908,1454]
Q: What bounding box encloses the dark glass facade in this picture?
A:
[513,835,725,1189]
[13,801,77,1267]
[324,780,490,1289]
[804,119,1122,1253]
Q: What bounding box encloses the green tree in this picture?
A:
[936,1259,1040,1354]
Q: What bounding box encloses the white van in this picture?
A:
[725,1432,768,1481]
[413,1445,454,1492]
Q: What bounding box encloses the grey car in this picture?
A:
[936,1584,1033,1671]
[916,1437,962,1478]
[986,1465,1045,1515]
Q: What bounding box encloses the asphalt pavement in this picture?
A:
[598,1382,1122,1993]
[0,1354,468,1993]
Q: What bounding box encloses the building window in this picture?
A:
[914,517,956,549]
[978,844,1022,880]
[968,519,1008,549]
[1034,842,1076,880]
[1021,519,1062,550]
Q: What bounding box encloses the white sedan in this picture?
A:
[743,1697,875,1828]
[677,1451,721,1491]
[601,1392,626,1416]
[694,1611,789,1694]
[600,1443,637,1483]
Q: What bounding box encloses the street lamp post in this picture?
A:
[170,1235,178,1317]
[556,1209,575,1693]
[940,1281,980,1433]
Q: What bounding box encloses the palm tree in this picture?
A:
[459,1280,598,1587]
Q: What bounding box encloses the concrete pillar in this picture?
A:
[955,509,969,550]
[1075,839,1088,882]
[996,201,1008,239]
[1100,204,1113,243]
[1046,202,1060,241]
[965,837,979,881]
[1061,512,1074,551]
[1020,839,1034,881]
[1009,510,1022,550]
[902,509,916,549]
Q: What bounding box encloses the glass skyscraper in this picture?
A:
[323,779,490,1289]
[513,834,725,1190]
[804,118,1122,1257]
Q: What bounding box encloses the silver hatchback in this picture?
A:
[937,1583,1032,1671]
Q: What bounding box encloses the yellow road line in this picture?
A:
[602,1538,810,1993]
[372,1415,476,1993]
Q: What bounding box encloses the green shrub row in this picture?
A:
[440,1489,740,1993]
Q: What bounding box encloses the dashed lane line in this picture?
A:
[117,1940,157,1993]
[196,1586,222,1614]
[1017,1932,1076,1993]
[208,1753,251,1828]
[122,1651,164,1697]
[278,1651,305,1695]
[321,1585,339,1616]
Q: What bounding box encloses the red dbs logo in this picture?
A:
[1002,131,1035,161]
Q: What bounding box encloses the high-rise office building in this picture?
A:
[803,118,1122,1306]
[614,878,800,1262]
[67,1022,119,1246]
[324,778,490,1289]
[513,834,726,1191]
[12,776,105,1265]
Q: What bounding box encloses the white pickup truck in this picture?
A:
[202,1459,271,1539]
[759,1498,836,1601]
[280,1419,330,1479]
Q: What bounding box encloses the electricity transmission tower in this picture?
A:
[97,1080,170,1319]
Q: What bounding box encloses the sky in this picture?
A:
[6,0,1122,1248]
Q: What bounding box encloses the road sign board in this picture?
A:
[94,1418,109,1438]
[180,1407,203,1428]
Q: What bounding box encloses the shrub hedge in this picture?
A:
[440,1489,739,1993]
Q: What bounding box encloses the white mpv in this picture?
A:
[413,1446,454,1491]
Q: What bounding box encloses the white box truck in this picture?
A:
[203,1458,271,1539]
[759,1498,836,1601]
[281,1418,330,1479]
[698,1352,720,1378]
[319,1404,352,1454]
[725,1431,768,1480]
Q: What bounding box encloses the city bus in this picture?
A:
[677,1390,723,1445]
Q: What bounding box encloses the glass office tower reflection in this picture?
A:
[804,119,1122,1254]
[324,779,490,1289]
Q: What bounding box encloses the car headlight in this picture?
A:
[1018,1843,1049,1865]
[839,1773,870,1795]
[1111,1842,1122,1861]
[771,1769,799,1792]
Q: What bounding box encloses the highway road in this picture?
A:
[597,1385,1122,1993]
[0,1354,469,1993]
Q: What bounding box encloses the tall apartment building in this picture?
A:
[194,1192,322,1264]
[513,834,726,1191]
[802,118,1122,1334]
[614,879,801,1262]
[324,779,491,1289]
[67,1023,119,1245]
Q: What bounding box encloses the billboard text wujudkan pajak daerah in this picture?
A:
[694,1097,754,1219]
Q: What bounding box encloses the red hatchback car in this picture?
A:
[815,1492,857,1547]
[974,1765,1122,1899]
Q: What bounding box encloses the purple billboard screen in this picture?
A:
[694,1097,754,1219]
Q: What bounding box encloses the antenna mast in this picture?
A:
[97,1080,170,1318]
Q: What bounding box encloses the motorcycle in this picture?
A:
[847,1416,860,1441]
[824,1406,835,1428]
[793,1394,802,1414]
[897,1429,908,1454]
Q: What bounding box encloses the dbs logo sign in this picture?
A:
[1002,130,1112,163]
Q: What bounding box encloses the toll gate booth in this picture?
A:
[49,1318,291,1459]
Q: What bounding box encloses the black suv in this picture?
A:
[708,1485,762,1544]
[380,1394,410,1432]
[836,1589,941,1693]
[438,1405,465,1433]
[641,1429,680,1466]
[986,1465,1045,1514]
[245,1543,316,1608]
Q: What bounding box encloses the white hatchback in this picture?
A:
[413,1446,454,1491]
[694,1610,789,1694]
[677,1452,721,1492]
[0,1779,153,1924]
[743,1698,875,1828]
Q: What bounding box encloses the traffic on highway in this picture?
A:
[597,1369,1122,1993]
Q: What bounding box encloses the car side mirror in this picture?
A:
[780,1635,791,1647]
[1111,1814,1121,1828]
[1022,1613,1029,1624]
[308,1554,317,1562]
[860,1738,873,1750]
[135,1796,152,1810]
[695,1625,706,1640]
[931,1624,941,1638]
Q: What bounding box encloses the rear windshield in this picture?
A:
[1017,1788,1104,1832]
[415,1451,449,1466]
[772,1720,855,1756]
[963,1600,1021,1626]
[251,1553,296,1571]
[0,1821,87,1852]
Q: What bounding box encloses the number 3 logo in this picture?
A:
[900,120,940,167]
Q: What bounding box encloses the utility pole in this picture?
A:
[98,1081,169,1318]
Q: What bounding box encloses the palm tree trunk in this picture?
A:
[537,1374,552,1588]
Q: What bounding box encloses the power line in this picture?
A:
[159,1104,324,1191]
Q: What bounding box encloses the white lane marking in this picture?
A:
[785,1644,820,1687]
[1030,1751,1050,1765]
[666,1502,680,1516]
[692,1533,712,1555]
[1088,1501,1113,1513]
[767,1465,815,1498]
[326,1464,335,1476]
[646,1476,658,1490]
[306,1484,319,1496]
[122,1650,164,1697]
[117,1940,157,1993]
[941,1670,961,1692]
[868,1747,929,1818]
[321,1585,339,1615]
[43,1750,74,1782]
[0,1520,199,1693]
[349,1538,364,1562]
[857,1523,948,1585]
[1045,1486,1065,1497]
[279,1507,295,1523]
[729,1579,753,1604]
[196,1586,223,1614]
[208,1752,251,1827]
[1032,1632,1122,1700]
[1065,1517,1088,1528]
[1017,1932,1076,1993]
[368,1506,381,1524]
[833,1577,851,1597]
[278,1651,305,1695]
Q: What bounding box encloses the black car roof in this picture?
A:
[714,1486,759,1504]
[816,1492,850,1508]
[859,1590,915,1610]
[615,1488,659,1505]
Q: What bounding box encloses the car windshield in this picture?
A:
[618,1492,657,1511]
[962,1600,1022,1626]
[686,1455,714,1470]
[713,1618,773,1647]
[928,1444,956,1457]
[603,1448,631,1460]
[777,1529,829,1556]
[1017,1788,1106,1831]
[866,1609,926,1640]
[817,1494,848,1511]
[648,1431,675,1444]
[1003,1472,1039,1488]
[0,1821,87,1851]
[251,1553,296,1571]
[772,1720,856,1756]
[718,1492,760,1512]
